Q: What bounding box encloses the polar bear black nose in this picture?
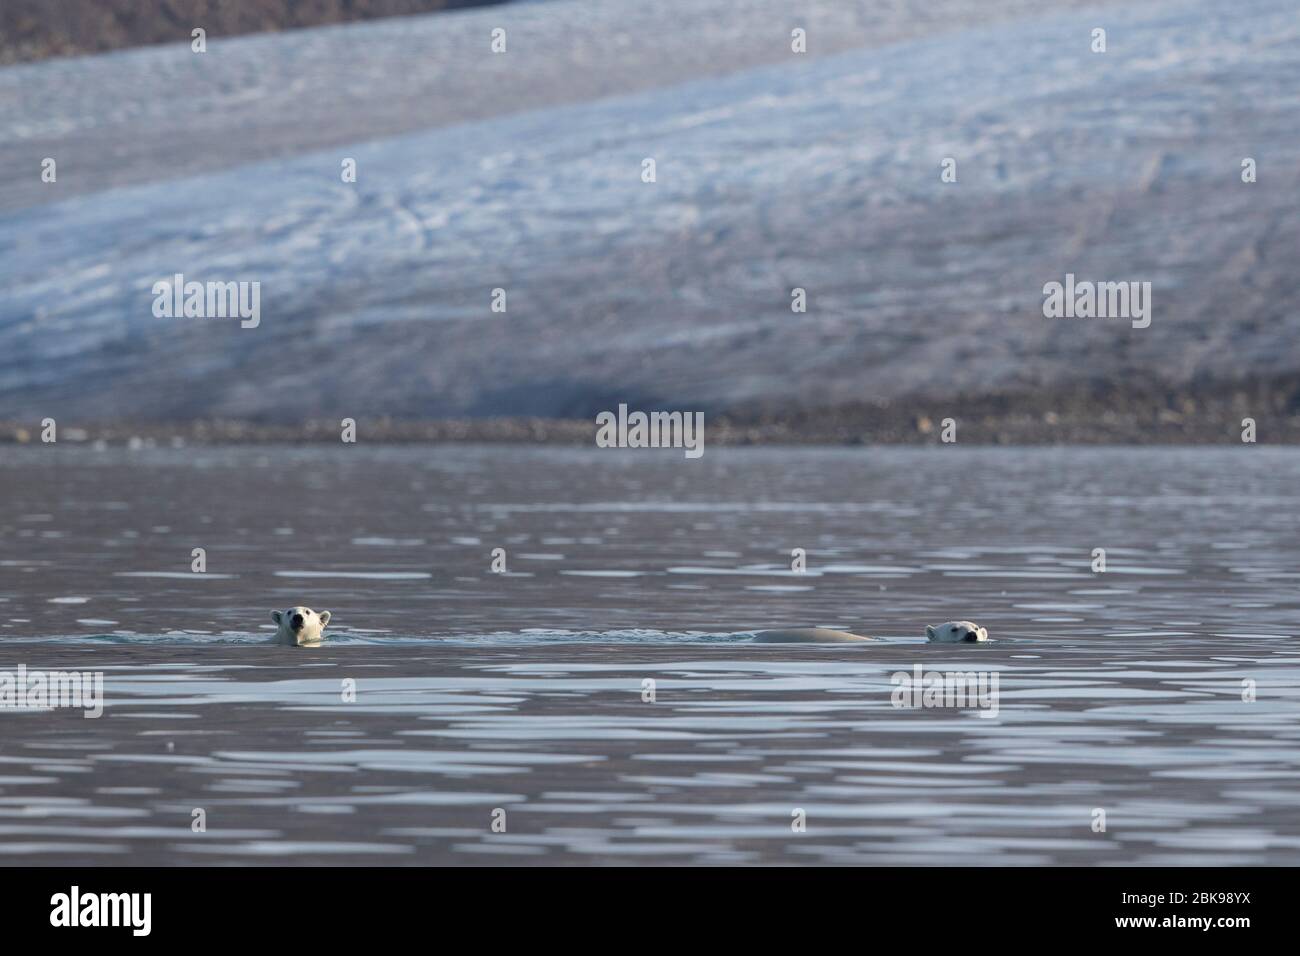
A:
[291,613,304,628]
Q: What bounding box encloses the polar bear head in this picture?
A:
[272,606,331,646]
[926,621,988,643]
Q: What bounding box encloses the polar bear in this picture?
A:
[926,621,989,643]
[752,627,874,643]
[272,606,331,646]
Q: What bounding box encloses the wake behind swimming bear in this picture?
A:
[272,606,331,646]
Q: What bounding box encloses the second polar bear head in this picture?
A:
[272,606,331,646]
[926,621,989,643]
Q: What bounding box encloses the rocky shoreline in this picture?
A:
[4,382,1297,446]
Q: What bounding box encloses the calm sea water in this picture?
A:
[1,445,1298,864]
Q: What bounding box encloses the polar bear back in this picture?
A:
[752,627,874,643]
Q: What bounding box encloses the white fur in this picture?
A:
[272,606,331,646]
[752,627,873,643]
[925,620,988,643]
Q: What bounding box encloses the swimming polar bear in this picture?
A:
[752,627,874,643]
[272,606,331,646]
[926,621,989,643]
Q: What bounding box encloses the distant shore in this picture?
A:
[5,384,1298,446]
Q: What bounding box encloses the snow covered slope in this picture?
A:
[1,0,1296,422]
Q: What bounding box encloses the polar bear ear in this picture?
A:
[271,610,283,625]
[318,610,331,627]
[925,625,936,639]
